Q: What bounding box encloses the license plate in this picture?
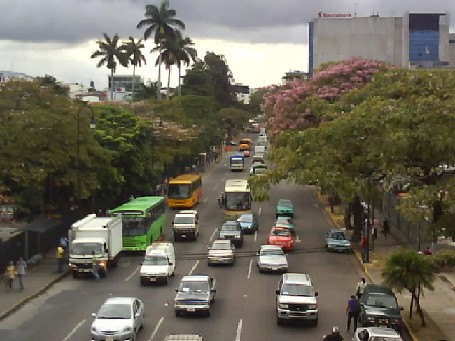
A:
[187,308,195,312]
[272,267,278,270]
[150,278,156,282]
[181,234,186,237]
[106,337,114,341]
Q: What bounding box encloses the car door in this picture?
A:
[132,300,139,333]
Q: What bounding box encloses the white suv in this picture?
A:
[276,273,318,326]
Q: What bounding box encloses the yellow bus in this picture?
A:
[239,137,253,152]
[167,174,203,208]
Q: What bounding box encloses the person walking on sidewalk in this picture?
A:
[91,251,100,280]
[346,295,361,332]
[360,234,368,263]
[382,219,390,239]
[356,277,367,300]
[56,244,65,273]
[6,261,16,290]
[15,256,27,291]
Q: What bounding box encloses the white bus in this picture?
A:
[229,154,245,171]
[224,179,252,219]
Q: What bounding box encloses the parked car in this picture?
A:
[276,273,318,326]
[325,228,351,252]
[257,244,288,273]
[267,227,294,251]
[353,326,403,340]
[207,240,235,266]
[164,335,204,341]
[90,297,144,341]
[359,285,403,331]
[218,220,244,247]
[274,216,296,235]
[276,199,294,218]
[237,213,259,234]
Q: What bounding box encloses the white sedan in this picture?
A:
[257,244,288,273]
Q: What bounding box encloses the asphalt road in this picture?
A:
[0,134,367,341]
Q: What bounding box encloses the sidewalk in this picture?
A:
[319,193,455,341]
[0,254,69,322]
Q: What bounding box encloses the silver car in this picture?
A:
[353,326,403,340]
[208,240,235,265]
[91,297,144,341]
[257,244,288,273]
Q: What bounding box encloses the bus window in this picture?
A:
[168,184,190,199]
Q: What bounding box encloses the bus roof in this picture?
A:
[239,138,252,143]
[225,179,250,192]
[230,154,244,159]
[169,174,201,184]
[110,196,164,215]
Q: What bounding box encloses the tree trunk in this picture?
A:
[167,66,171,100]
[132,65,136,102]
[415,286,426,327]
[110,69,114,101]
[178,64,182,96]
[157,43,162,100]
[409,290,414,319]
[352,196,363,242]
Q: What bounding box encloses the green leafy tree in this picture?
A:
[121,37,147,101]
[136,0,185,100]
[181,61,215,97]
[382,249,435,326]
[91,33,128,101]
[204,52,235,107]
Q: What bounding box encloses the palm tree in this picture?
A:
[121,37,146,102]
[136,0,185,100]
[174,31,197,96]
[382,249,435,326]
[91,33,128,101]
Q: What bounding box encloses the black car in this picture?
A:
[218,221,244,247]
[359,285,403,331]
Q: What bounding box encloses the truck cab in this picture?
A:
[174,275,216,317]
[140,242,175,285]
[173,210,199,241]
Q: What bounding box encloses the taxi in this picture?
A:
[267,227,294,251]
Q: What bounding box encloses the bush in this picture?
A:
[432,249,455,269]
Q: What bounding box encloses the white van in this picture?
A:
[140,242,176,285]
[173,210,199,241]
[259,127,266,136]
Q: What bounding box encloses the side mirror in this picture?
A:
[175,288,179,293]
[135,312,141,318]
[256,251,260,255]
[315,292,319,296]
[276,289,280,295]
[211,289,216,293]
[207,246,211,250]
[172,220,174,224]
[169,262,173,266]
[139,262,143,265]
[399,306,404,310]
[91,313,96,317]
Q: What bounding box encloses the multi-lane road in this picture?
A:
[0,135,365,341]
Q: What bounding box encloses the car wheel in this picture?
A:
[72,271,78,279]
[313,318,318,327]
[205,310,211,317]
[276,317,283,326]
[175,310,181,317]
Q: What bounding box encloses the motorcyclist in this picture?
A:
[218,192,225,208]
[323,326,344,341]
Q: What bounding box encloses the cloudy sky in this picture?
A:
[1,0,454,90]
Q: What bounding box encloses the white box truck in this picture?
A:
[68,214,123,278]
[254,145,266,155]
[140,242,176,285]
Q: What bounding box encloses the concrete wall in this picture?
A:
[312,16,404,70]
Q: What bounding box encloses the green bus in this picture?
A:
[108,196,166,251]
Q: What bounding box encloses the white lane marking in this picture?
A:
[62,319,86,341]
[258,207,262,215]
[235,319,243,341]
[188,260,199,275]
[148,317,164,341]
[254,230,257,242]
[209,228,217,243]
[125,265,140,282]
[203,196,208,202]
[247,259,253,279]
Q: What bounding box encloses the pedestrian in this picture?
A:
[91,251,100,280]
[16,256,27,291]
[6,261,16,290]
[360,234,368,263]
[346,295,361,332]
[323,326,344,341]
[423,246,433,255]
[218,192,224,208]
[3,265,10,289]
[382,219,390,239]
[56,244,65,273]
[356,277,367,299]
[60,236,69,251]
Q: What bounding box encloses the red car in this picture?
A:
[243,150,250,157]
[267,227,294,251]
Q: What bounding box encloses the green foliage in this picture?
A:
[431,249,455,269]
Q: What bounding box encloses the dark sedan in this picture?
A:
[218,221,244,247]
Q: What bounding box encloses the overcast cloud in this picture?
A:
[0,0,454,89]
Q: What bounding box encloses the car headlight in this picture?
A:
[91,326,98,332]
[123,326,132,332]
[366,316,376,322]
[279,304,288,309]
[308,304,318,309]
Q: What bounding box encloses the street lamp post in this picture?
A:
[76,102,96,209]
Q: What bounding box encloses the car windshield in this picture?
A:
[365,295,398,309]
[174,216,194,224]
[143,255,168,265]
[276,217,292,224]
[278,200,292,208]
[238,215,253,223]
[179,281,209,292]
[96,303,131,319]
[261,249,284,256]
[330,232,347,240]
[222,224,239,231]
[281,284,314,296]
[271,229,290,236]
[212,242,231,250]
[70,242,103,256]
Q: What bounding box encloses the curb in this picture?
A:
[0,270,70,322]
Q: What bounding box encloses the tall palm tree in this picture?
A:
[151,36,178,100]
[91,33,127,101]
[136,0,185,100]
[121,37,146,102]
[173,31,197,96]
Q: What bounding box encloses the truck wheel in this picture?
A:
[175,310,181,317]
[205,310,211,317]
[276,316,283,326]
[100,269,107,278]
[72,271,78,278]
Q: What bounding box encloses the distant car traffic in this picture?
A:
[90,297,145,341]
[325,228,351,252]
[276,199,294,218]
[164,335,204,341]
[237,213,259,234]
[267,227,294,251]
[207,240,235,266]
[218,220,244,247]
[257,244,288,273]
